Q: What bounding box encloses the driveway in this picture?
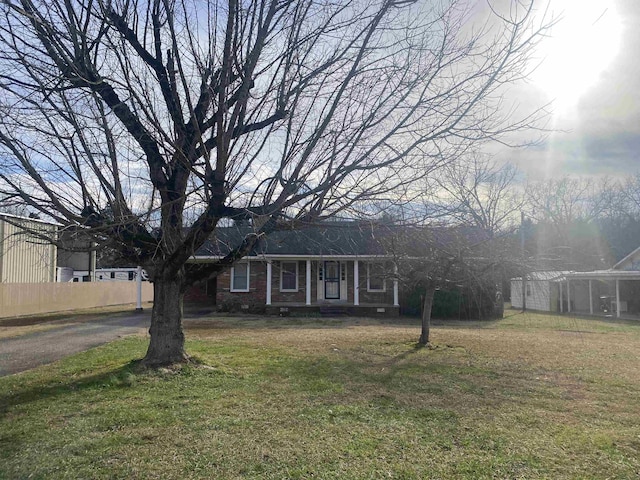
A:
[0,312,150,376]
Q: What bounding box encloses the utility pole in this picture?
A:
[521,211,526,312]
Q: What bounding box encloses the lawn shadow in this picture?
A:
[501,309,640,329]
[184,313,461,332]
[261,338,525,414]
[184,315,395,331]
[0,361,143,419]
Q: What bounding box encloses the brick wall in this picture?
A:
[185,283,209,302]
[185,277,217,303]
[356,260,395,305]
[271,260,307,303]
[217,260,268,308]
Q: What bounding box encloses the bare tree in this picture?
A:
[524,176,613,227]
[0,199,28,217]
[619,173,640,219]
[0,0,550,366]
[602,174,640,260]
[387,225,501,345]
[428,155,524,234]
[385,157,524,344]
[523,176,618,269]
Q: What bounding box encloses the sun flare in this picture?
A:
[532,0,622,112]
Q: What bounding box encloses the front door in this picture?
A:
[324,261,340,299]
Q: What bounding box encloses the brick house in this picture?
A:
[188,222,400,316]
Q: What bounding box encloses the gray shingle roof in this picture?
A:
[195,222,485,258]
[195,222,391,257]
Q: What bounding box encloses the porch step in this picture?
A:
[319,306,348,316]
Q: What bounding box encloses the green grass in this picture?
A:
[1,312,640,479]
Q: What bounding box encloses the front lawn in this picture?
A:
[1,312,639,479]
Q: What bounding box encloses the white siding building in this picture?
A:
[510,271,569,312]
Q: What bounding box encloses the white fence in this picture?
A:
[0,281,153,318]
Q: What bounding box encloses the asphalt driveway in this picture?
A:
[0,312,150,376]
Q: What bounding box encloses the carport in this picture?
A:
[559,270,640,318]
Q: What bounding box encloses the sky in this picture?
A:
[491,0,640,180]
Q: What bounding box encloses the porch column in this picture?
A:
[616,279,621,318]
[567,279,571,313]
[393,262,399,307]
[306,260,311,305]
[559,282,563,313]
[353,260,359,306]
[589,280,593,315]
[266,261,272,305]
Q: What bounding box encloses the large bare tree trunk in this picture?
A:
[143,276,189,366]
[419,286,436,345]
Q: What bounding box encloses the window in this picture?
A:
[367,262,386,292]
[280,261,298,292]
[526,284,531,297]
[231,262,250,292]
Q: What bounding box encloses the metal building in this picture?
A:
[0,213,58,283]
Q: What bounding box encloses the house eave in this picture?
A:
[189,254,394,262]
[612,246,640,270]
[0,211,62,227]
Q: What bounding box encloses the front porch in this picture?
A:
[263,257,400,309]
[209,256,401,316]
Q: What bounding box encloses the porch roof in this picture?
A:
[563,270,640,281]
[512,270,640,283]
